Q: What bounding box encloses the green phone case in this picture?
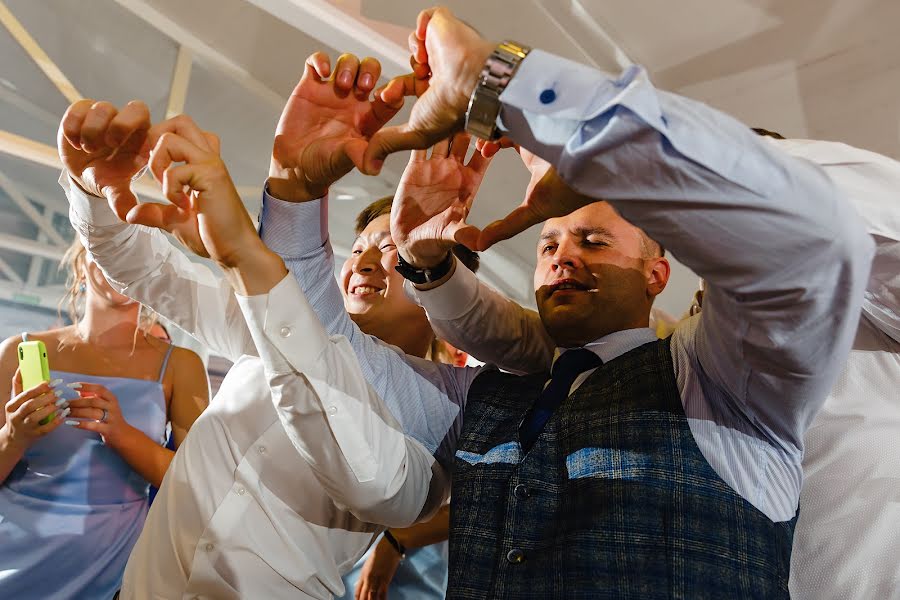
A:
[17,340,52,425]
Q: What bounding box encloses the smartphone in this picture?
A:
[17,340,52,425]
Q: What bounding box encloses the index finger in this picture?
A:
[105,100,151,149]
[148,131,211,183]
[60,99,95,149]
[148,114,212,153]
[73,382,116,404]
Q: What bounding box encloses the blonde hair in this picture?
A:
[59,237,159,333]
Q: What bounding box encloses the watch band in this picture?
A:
[465,40,531,140]
[383,530,406,560]
[394,251,454,285]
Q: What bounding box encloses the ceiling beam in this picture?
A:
[0,254,24,285]
[111,0,286,110]
[166,45,193,119]
[0,129,166,202]
[0,169,67,247]
[0,1,83,103]
[0,233,65,261]
[244,0,408,77]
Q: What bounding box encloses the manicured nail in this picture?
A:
[55,397,68,407]
[50,378,64,387]
[360,73,374,89]
[338,70,353,87]
[60,407,71,418]
[65,420,79,426]
[54,389,65,398]
[67,383,82,390]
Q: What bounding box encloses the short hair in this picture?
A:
[355,195,480,273]
[639,231,665,259]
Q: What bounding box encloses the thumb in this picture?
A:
[363,125,435,175]
[12,367,22,396]
[476,205,542,251]
[124,202,180,232]
[446,221,482,252]
[104,185,140,222]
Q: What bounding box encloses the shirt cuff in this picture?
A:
[259,185,328,257]
[403,257,481,321]
[236,271,331,374]
[498,50,647,160]
[58,171,122,228]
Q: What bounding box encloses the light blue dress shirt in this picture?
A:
[260,48,872,523]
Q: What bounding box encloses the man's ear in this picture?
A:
[646,256,670,299]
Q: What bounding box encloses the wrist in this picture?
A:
[457,39,496,103]
[223,244,289,296]
[104,422,140,452]
[398,245,452,270]
[0,424,27,455]
[382,529,406,560]
[267,162,330,204]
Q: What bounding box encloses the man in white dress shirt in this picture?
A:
[686,132,900,598]
[59,54,462,599]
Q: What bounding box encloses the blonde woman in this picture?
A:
[0,238,209,599]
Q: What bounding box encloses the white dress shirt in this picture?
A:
[62,175,443,599]
[769,139,900,599]
[392,49,875,523]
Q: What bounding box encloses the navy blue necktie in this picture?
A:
[519,348,603,452]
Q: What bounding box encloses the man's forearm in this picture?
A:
[62,174,256,361]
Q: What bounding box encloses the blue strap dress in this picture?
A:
[0,334,172,599]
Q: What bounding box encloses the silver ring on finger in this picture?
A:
[100,408,109,423]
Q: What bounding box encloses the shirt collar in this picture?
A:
[553,327,658,366]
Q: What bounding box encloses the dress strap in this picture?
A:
[21,332,28,342]
[158,343,175,382]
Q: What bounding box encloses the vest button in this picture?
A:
[513,484,530,499]
[506,548,525,564]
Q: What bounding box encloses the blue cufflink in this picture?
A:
[539,89,556,104]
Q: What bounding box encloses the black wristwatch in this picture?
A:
[394,251,454,285]
[383,530,406,560]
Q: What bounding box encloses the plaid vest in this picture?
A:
[448,337,796,599]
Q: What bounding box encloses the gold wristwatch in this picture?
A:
[465,41,531,140]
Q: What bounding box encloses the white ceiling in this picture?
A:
[1,0,897,320]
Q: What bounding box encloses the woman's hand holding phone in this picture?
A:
[2,372,67,450]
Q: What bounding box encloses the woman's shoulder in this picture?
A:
[1,327,72,351]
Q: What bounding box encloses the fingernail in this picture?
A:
[65,420,79,426]
[339,70,353,87]
[55,397,68,407]
[67,383,82,390]
[50,378,64,387]
[60,408,71,418]
[54,389,65,398]
[360,73,374,89]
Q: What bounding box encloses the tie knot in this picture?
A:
[551,348,603,381]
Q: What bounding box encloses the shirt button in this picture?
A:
[237,487,245,495]
[539,89,556,104]
[257,445,267,454]
[327,405,338,416]
[513,484,530,500]
[506,548,525,564]
[205,543,214,552]
[279,326,292,338]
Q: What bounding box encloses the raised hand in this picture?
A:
[57,100,151,220]
[363,7,494,174]
[391,132,492,267]
[474,138,593,250]
[268,52,408,202]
